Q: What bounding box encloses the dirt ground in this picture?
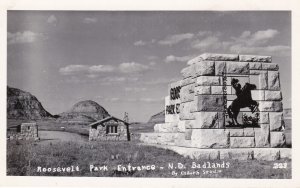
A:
[38,130,88,145]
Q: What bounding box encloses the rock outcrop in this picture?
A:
[7,86,53,119]
[148,110,165,124]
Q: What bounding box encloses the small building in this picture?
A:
[89,116,130,141]
[7,122,39,141]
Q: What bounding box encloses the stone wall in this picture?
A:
[140,53,288,152]
[89,121,129,141]
[7,122,39,141]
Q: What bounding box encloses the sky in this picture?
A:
[7,11,291,122]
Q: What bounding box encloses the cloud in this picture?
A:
[165,55,194,63]
[133,39,156,46]
[231,29,280,46]
[139,97,164,103]
[227,29,289,56]
[144,77,181,85]
[191,36,221,50]
[119,62,151,74]
[229,44,291,56]
[252,29,279,42]
[59,65,89,75]
[47,15,57,24]
[147,56,158,60]
[149,61,156,66]
[83,17,98,24]
[187,29,289,57]
[60,61,150,77]
[86,74,99,78]
[158,33,194,46]
[101,96,163,103]
[7,31,45,44]
[125,87,147,92]
[134,40,146,46]
[89,65,115,73]
[105,97,121,102]
[97,76,139,85]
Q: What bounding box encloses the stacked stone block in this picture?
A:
[7,122,39,141]
[140,53,287,151]
[181,53,286,149]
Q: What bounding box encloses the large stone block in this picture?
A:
[268,71,280,90]
[262,63,279,70]
[220,149,254,160]
[211,86,232,95]
[195,95,224,111]
[279,148,291,159]
[140,133,159,144]
[157,133,177,144]
[270,132,286,147]
[249,62,262,70]
[254,124,270,147]
[211,86,223,94]
[239,55,272,63]
[181,77,195,87]
[194,86,211,95]
[189,100,197,113]
[179,101,195,120]
[189,53,239,63]
[228,129,244,137]
[265,90,282,101]
[254,149,280,160]
[165,114,180,123]
[191,129,230,148]
[269,112,285,131]
[180,84,194,103]
[194,61,215,76]
[188,150,220,160]
[226,62,249,74]
[251,90,265,101]
[259,112,269,124]
[177,120,194,133]
[249,70,268,89]
[196,76,220,86]
[194,112,219,128]
[258,101,283,112]
[244,128,254,137]
[185,128,193,140]
[218,112,225,129]
[181,65,195,78]
[177,121,186,132]
[174,133,191,147]
[184,120,195,129]
[215,61,226,75]
[154,123,178,133]
[230,137,255,148]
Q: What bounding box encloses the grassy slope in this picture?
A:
[7,140,291,178]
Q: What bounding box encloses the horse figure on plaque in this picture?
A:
[227,78,259,126]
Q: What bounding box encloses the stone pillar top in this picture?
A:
[187,53,272,65]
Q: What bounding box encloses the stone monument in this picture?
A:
[140,53,290,160]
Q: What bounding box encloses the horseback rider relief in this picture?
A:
[227,78,259,127]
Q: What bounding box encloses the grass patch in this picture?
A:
[7,140,291,178]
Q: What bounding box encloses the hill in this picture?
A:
[57,100,110,124]
[148,110,165,124]
[7,86,53,120]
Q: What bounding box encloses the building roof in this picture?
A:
[89,116,129,127]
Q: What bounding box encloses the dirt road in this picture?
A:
[38,130,88,144]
